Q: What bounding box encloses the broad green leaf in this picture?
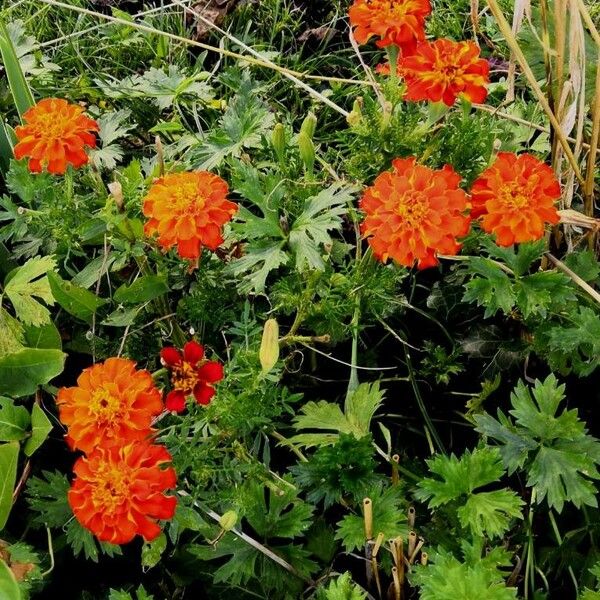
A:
[0,558,21,600]
[0,441,19,530]
[0,21,34,118]
[47,272,106,324]
[23,321,61,349]
[0,308,24,357]
[0,397,30,442]
[113,275,168,304]
[23,403,52,456]
[141,533,167,569]
[101,306,141,327]
[0,348,65,397]
[3,256,56,326]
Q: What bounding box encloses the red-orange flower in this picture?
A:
[470,152,561,246]
[400,39,490,106]
[349,0,431,53]
[68,441,177,544]
[143,171,238,261]
[14,98,99,175]
[161,340,224,413]
[57,358,163,454]
[360,157,471,268]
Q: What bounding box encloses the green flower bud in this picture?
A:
[300,111,317,140]
[297,132,315,175]
[259,318,280,373]
[219,510,238,531]
[271,123,286,163]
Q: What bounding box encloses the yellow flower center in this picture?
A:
[367,0,419,18]
[169,181,207,218]
[172,361,199,393]
[28,110,74,140]
[499,184,530,209]
[89,387,123,422]
[91,464,131,513]
[397,193,429,227]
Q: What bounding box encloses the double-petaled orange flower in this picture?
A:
[470,152,561,246]
[400,39,490,106]
[143,171,238,261]
[161,340,224,413]
[68,441,177,544]
[14,98,99,175]
[349,0,431,53]
[57,358,163,454]
[360,157,471,269]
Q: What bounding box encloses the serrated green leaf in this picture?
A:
[3,256,56,326]
[0,308,24,357]
[0,348,65,397]
[23,403,52,456]
[462,258,516,317]
[47,272,106,324]
[457,489,523,538]
[0,397,30,442]
[0,441,19,530]
[141,532,167,569]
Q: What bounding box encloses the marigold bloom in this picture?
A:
[57,358,163,454]
[470,152,561,246]
[14,98,99,175]
[161,340,224,413]
[399,39,490,106]
[143,171,238,261]
[68,441,177,544]
[360,157,471,269]
[349,0,431,53]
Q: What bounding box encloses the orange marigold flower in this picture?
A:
[360,157,471,269]
[400,39,490,106]
[470,152,561,246]
[14,98,99,175]
[68,441,177,544]
[143,171,238,261]
[160,340,224,413]
[57,358,163,454]
[349,0,431,53]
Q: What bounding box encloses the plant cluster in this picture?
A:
[0,0,599,599]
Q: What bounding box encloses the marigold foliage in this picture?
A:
[68,441,177,544]
[14,98,99,174]
[360,157,471,269]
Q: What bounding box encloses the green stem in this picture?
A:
[548,510,578,596]
[386,44,399,85]
[404,345,446,454]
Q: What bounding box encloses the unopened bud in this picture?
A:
[219,510,238,531]
[297,132,315,175]
[347,97,364,127]
[259,318,280,373]
[108,181,124,211]
[300,111,317,140]
[271,123,286,163]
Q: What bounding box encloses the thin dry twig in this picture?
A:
[486,0,585,187]
[546,253,600,305]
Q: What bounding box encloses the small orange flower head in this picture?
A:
[400,39,490,106]
[360,157,471,269]
[14,98,99,175]
[57,358,163,454]
[143,171,238,261]
[470,152,561,246]
[68,441,177,544]
[160,341,224,413]
[349,0,431,53]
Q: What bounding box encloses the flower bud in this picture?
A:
[259,318,280,373]
[219,510,238,531]
[300,111,317,140]
[271,123,286,163]
[297,132,315,175]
